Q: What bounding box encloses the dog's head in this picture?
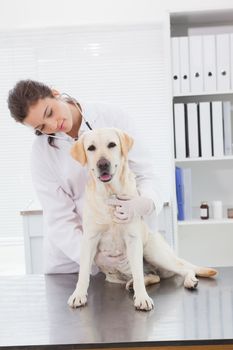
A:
[70,127,134,183]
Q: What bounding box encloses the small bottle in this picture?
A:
[200,202,209,220]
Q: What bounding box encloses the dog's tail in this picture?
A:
[195,266,218,277]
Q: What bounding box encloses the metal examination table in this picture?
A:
[0,267,233,349]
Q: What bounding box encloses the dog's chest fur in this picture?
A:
[96,224,132,283]
[84,190,135,282]
[98,224,126,255]
[85,196,130,257]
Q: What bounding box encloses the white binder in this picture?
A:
[171,37,180,96]
[223,101,232,155]
[211,101,224,157]
[203,35,217,92]
[189,36,203,93]
[174,103,186,159]
[216,34,230,91]
[179,37,190,94]
[199,102,212,158]
[187,103,199,158]
[230,34,233,90]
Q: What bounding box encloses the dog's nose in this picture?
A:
[97,157,110,171]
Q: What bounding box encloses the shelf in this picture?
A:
[170,9,233,26]
[175,156,233,163]
[173,90,233,98]
[178,218,233,226]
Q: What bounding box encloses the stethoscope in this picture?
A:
[37,93,92,141]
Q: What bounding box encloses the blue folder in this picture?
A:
[175,167,184,221]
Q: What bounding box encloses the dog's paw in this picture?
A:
[184,273,199,290]
[67,290,87,308]
[133,294,154,311]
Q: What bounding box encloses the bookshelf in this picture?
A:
[175,155,233,163]
[170,8,233,267]
[178,218,233,225]
[174,90,233,97]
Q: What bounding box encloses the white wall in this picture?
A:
[1,0,233,30]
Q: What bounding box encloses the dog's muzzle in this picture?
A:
[97,157,112,182]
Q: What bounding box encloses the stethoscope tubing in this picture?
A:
[60,93,93,131]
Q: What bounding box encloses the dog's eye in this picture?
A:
[108,142,116,148]
[87,145,96,151]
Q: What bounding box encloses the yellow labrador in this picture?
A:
[68,128,217,311]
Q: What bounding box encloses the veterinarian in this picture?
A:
[7,79,164,274]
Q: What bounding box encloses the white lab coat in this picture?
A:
[30,102,164,274]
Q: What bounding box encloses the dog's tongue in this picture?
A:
[100,174,111,182]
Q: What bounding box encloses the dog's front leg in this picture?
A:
[68,234,99,308]
[125,231,154,311]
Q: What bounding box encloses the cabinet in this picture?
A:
[170,9,233,267]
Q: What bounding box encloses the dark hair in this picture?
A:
[7,79,57,147]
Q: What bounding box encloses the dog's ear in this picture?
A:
[115,128,134,157]
[70,136,87,166]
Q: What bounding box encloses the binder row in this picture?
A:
[173,101,232,159]
[171,34,233,95]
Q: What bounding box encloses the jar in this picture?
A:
[200,202,209,220]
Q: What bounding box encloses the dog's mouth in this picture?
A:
[96,158,117,183]
[99,172,113,182]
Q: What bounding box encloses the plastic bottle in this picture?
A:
[200,202,209,220]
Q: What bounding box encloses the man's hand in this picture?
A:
[108,195,155,223]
